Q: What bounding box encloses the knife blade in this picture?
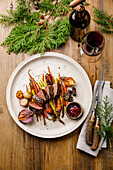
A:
[86,68,104,146]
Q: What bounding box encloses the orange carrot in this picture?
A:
[65,100,68,106]
[47,66,55,83]
[64,84,67,92]
[45,104,52,114]
[42,73,44,81]
[43,110,48,118]
[63,84,68,106]
[28,71,39,95]
[57,98,61,111]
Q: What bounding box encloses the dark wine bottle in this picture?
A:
[69,0,90,42]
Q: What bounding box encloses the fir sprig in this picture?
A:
[0,0,72,55]
[93,6,113,33]
[1,16,71,56]
[0,0,31,26]
[96,96,113,148]
[83,2,89,6]
[39,0,54,14]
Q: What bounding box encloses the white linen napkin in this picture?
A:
[76,81,113,157]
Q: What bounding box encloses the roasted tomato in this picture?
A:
[16,90,23,99]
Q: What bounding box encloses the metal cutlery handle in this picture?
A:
[86,111,95,145]
[91,117,100,150]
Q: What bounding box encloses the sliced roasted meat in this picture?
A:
[43,89,49,100]
[45,85,54,99]
[53,83,58,98]
[37,89,49,100]
[29,101,43,110]
[49,85,54,99]
[45,85,50,98]
[33,95,45,106]
[53,83,61,97]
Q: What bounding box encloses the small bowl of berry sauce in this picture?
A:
[66,102,83,120]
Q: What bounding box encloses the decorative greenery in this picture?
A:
[1,16,71,55]
[96,96,113,148]
[93,6,113,33]
[0,0,72,56]
[0,0,91,56]
[83,2,89,6]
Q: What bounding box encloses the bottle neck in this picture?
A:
[75,6,85,20]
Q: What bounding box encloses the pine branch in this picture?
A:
[1,15,71,55]
[93,6,113,33]
[96,96,113,148]
[0,0,31,26]
[83,2,89,6]
[0,0,73,56]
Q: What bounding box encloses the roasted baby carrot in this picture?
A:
[28,71,39,95]
[47,66,55,83]
[57,98,61,111]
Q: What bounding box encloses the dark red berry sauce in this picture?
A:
[67,102,81,118]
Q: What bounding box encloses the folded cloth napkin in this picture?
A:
[76,81,113,157]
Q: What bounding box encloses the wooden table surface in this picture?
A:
[0,0,113,170]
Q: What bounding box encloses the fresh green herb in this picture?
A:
[0,0,31,26]
[83,2,89,6]
[96,96,113,148]
[0,0,90,55]
[93,6,113,33]
[0,0,72,56]
[1,16,71,56]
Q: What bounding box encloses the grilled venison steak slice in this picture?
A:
[49,85,54,99]
[43,89,49,100]
[45,83,61,99]
[37,89,46,101]
[53,83,58,98]
[53,83,61,97]
[45,85,54,99]
[37,89,49,101]
[29,101,43,110]
[45,86,50,99]
[33,95,45,106]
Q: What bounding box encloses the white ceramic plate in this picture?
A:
[6,52,92,138]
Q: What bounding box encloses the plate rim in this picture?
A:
[6,52,92,138]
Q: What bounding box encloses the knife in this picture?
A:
[91,81,105,150]
[86,68,104,146]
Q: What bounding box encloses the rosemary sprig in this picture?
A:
[93,6,113,33]
[96,96,113,148]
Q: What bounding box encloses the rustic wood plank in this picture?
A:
[0,1,25,170]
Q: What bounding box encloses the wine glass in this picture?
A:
[80,31,105,62]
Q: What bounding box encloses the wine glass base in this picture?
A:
[80,49,101,63]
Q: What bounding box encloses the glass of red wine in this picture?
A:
[80,31,105,62]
